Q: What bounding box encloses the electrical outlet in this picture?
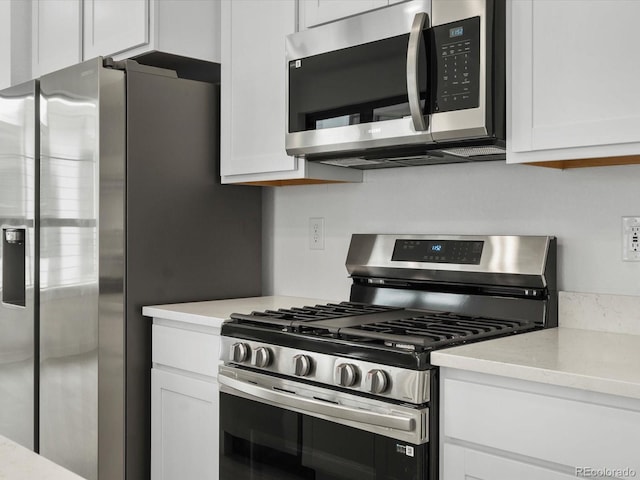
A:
[309,217,324,250]
[622,216,640,261]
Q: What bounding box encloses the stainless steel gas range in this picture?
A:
[218,234,557,480]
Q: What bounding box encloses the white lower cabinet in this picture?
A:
[151,321,221,480]
[151,369,218,480]
[440,368,640,480]
[444,444,576,480]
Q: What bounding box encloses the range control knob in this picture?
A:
[292,354,312,377]
[252,347,272,368]
[334,363,359,387]
[365,369,389,394]
[230,342,250,363]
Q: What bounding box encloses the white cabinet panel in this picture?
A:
[440,369,640,479]
[152,324,220,377]
[0,2,11,90]
[443,377,640,470]
[1,0,31,89]
[32,0,82,77]
[83,0,149,58]
[300,0,389,29]
[220,0,296,178]
[443,444,576,480]
[508,0,640,165]
[220,0,361,184]
[83,0,219,63]
[151,369,218,480]
[155,0,220,62]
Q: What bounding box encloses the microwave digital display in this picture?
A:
[449,26,464,38]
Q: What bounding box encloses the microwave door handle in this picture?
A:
[218,372,415,433]
[406,12,429,132]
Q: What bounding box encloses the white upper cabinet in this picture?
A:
[32,0,82,78]
[83,0,220,62]
[508,0,640,167]
[1,1,31,89]
[299,0,389,28]
[1,2,13,89]
[220,0,361,185]
[83,0,148,59]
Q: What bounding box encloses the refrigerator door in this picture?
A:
[0,81,37,450]
[39,58,125,480]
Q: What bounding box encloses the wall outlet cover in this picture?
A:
[622,216,640,261]
[309,217,324,250]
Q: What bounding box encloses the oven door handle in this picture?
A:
[218,372,416,433]
[406,11,429,132]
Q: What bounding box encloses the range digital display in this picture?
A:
[392,239,484,264]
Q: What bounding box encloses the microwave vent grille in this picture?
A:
[440,146,506,158]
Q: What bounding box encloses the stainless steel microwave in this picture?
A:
[285,0,505,169]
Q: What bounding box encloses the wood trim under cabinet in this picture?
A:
[526,155,640,169]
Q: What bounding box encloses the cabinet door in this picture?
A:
[32,0,82,77]
[220,0,296,177]
[0,2,13,89]
[443,444,576,480]
[300,0,389,29]
[220,0,362,184]
[1,1,31,89]
[508,0,640,164]
[83,0,149,59]
[151,369,218,480]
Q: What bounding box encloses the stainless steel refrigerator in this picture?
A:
[0,57,262,480]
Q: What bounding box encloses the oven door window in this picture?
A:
[288,32,429,134]
[220,393,427,480]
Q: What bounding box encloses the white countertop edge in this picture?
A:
[0,434,85,480]
[142,304,228,327]
[431,350,640,400]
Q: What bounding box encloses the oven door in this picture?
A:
[218,366,429,480]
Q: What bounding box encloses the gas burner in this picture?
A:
[338,313,537,350]
[229,302,400,328]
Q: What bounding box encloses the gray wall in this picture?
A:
[263,161,640,301]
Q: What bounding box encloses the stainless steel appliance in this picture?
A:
[285,0,506,169]
[0,81,37,451]
[218,234,556,479]
[0,57,262,480]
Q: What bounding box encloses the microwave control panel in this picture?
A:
[431,16,481,113]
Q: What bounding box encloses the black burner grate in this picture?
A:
[229,302,400,326]
[339,312,536,350]
[227,302,537,353]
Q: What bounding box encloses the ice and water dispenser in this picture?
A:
[2,228,26,307]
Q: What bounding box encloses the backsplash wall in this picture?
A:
[262,161,640,300]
